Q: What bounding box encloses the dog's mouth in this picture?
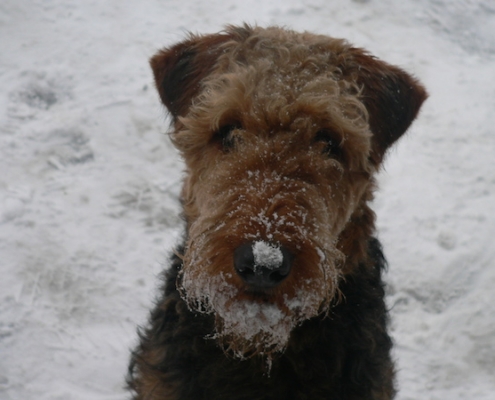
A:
[243,287,277,299]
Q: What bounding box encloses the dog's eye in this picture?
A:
[215,123,242,151]
[314,129,342,159]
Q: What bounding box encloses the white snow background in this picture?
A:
[1,0,494,399]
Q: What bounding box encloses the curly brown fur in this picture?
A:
[128,25,427,399]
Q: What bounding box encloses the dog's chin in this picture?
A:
[181,280,329,363]
[181,290,297,359]
[179,266,334,363]
[210,299,296,360]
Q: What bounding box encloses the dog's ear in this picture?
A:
[349,50,428,165]
[150,32,234,119]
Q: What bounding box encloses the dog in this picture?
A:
[127,25,427,400]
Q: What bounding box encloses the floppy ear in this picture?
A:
[349,50,428,165]
[150,32,235,120]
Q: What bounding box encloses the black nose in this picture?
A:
[234,242,293,289]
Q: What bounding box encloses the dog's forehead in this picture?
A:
[226,27,349,64]
[193,39,366,138]
[217,30,351,83]
[191,31,364,126]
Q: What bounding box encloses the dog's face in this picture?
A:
[151,26,426,360]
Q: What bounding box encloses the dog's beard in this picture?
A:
[178,267,335,365]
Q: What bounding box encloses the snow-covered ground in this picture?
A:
[1,1,494,399]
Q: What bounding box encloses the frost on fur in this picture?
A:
[252,241,283,270]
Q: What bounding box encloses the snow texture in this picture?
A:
[253,241,283,269]
[1,1,495,399]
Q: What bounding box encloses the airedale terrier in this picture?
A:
[128,25,427,400]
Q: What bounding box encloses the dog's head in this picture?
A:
[150,25,427,360]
